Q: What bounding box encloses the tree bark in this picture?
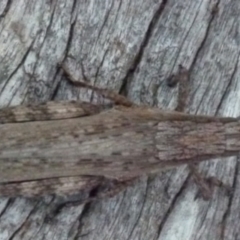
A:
[0,0,239,239]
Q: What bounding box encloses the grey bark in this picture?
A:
[0,0,240,239]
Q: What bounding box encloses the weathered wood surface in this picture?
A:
[0,0,240,239]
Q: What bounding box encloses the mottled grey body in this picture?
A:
[0,102,239,198]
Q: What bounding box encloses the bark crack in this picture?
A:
[188,0,221,114]
[220,158,239,240]
[215,53,240,114]
[0,0,12,19]
[0,198,14,218]
[21,3,57,103]
[119,0,168,96]
[0,41,34,104]
[127,179,149,240]
[50,0,78,100]
[8,201,39,240]
[96,1,114,42]
[62,0,78,60]
[189,0,221,72]
[156,173,191,238]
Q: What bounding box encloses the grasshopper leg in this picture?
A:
[59,63,134,107]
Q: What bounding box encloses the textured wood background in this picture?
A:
[0,0,240,239]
